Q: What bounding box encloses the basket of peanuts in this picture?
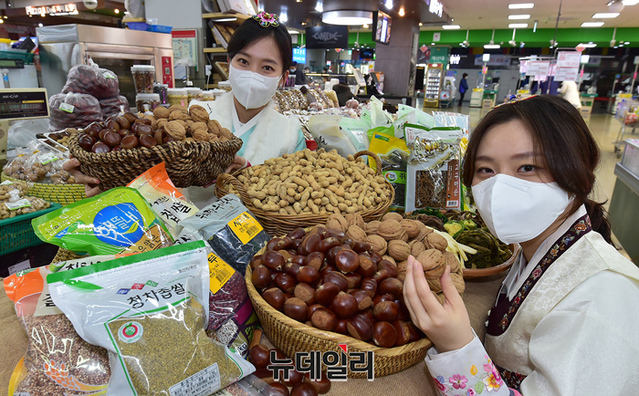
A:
[244,213,466,377]
[68,104,243,190]
[215,149,395,236]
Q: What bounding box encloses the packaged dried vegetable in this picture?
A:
[368,132,410,211]
[4,266,110,396]
[32,187,172,256]
[127,162,199,238]
[48,241,255,396]
[405,127,464,212]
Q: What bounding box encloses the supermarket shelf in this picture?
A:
[203,47,228,53]
[202,12,250,22]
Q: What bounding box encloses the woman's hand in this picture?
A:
[63,158,102,198]
[403,256,474,353]
[224,155,247,174]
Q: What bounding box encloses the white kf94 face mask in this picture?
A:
[229,64,281,110]
[471,174,573,245]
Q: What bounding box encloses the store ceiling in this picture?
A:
[428,0,639,30]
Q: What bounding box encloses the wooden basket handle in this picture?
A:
[354,150,383,176]
[215,173,250,202]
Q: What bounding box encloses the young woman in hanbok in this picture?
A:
[404,95,639,395]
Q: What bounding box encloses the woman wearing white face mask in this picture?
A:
[404,95,639,396]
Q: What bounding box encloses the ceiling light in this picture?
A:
[38,23,43,27]
[3,16,6,19]
[484,43,500,49]
[625,41,630,44]
[315,1,323,12]
[288,30,300,34]
[533,20,538,31]
[419,22,423,26]
[385,0,393,10]
[0,19,3,24]
[296,0,302,2]
[593,12,619,18]
[398,7,405,16]
[581,21,605,27]
[578,42,597,48]
[508,3,534,9]
[509,14,530,19]
[114,8,120,14]
[280,12,288,23]
[509,23,528,28]
[608,0,625,12]
[322,10,373,25]
[431,42,435,45]
[442,25,460,29]
[301,21,307,25]
[622,0,639,4]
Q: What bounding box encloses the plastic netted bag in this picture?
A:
[49,92,103,131]
[61,64,120,99]
[100,95,129,118]
[2,140,72,183]
[48,241,255,396]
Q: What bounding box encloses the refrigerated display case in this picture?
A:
[37,24,175,107]
[423,64,442,108]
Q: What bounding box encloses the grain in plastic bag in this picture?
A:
[48,241,255,396]
[368,133,410,211]
[4,266,111,396]
[48,92,103,132]
[176,194,271,274]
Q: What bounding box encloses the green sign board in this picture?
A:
[429,46,449,65]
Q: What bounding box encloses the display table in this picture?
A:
[469,88,484,108]
[0,273,506,395]
[482,90,499,109]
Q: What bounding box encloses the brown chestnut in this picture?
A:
[135,117,152,125]
[397,299,411,321]
[78,133,97,151]
[304,372,331,394]
[326,245,345,265]
[139,134,157,148]
[373,269,392,284]
[119,134,139,150]
[248,344,270,369]
[111,145,122,152]
[263,250,285,271]
[378,277,403,299]
[117,128,131,137]
[304,251,324,272]
[275,273,297,294]
[322,271,348,292]
[350,290,373,311]
[299,234,321,255]
[334,319,349,334]
[154,128,165,145]
[269,382,290,396]
[283,368,305,387]
[307,303,324,318]
[319,265,335,276]
[254,368,277,384]
[267,237,283,251]
[373,321,398,348]
[344,272,362,289]
[252,265,272,289]
[347,313,374,341]
[291,382,318,396]
[294,283,316,305]
[324,228,346,240]
[284,262,302,278]
[297,266,320,285]
[84,122,102,138]
[352,241,372,253]
[373,293,395,307]
[136,123,154,135]
[103,130,121,147]
[310,307,337,331]
[361,278,378,298]
[357,254,377,278]
[287,227,306,240]
[116,116,131,130]
[407,322,425,343]
[318,236,341,253]
[315,282,341,306]
[370,252,383,264]
[392,320,412,346]
[263,287,285,311]
[378,260,398,277]
[91,141,110,153]
[335,249,359,273]
[284,297,308,322]
[250,254,263,270]
[98,129,109,141]
[123,112,137,123]
[106,119,121,132]
[330,292,358,319]
[373,300,400,322]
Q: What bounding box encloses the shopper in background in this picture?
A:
[404,95,639,395]
[458,73,468,107]
[64,12,306,205]
[289,61,309,85]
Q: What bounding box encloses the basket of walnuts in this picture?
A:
[68,104,243,191]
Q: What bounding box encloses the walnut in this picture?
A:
[157,119,168,129]
[382,255,396,267]
[365,234,387,256]
[190,121,208,134]
[387,240,410,262]
[443,251,460,273]
[345,213,366,229]
[165,120,187,140]
[207,119,222,135]
[397,260,408,281]
[427,278,442,293]
[169,110,190,121]
[189,105,210,122]
[346,225,367,242]
[416,249,444,272]
[192,129,209,142]
[400,219,421,240]
[218,128,233,141]
[326,213,348,232]
[153,106,170,119]
[426,233,448,252]
[184,137,196,143]
[450,272,465,295]
[143,114,158,129]
[365,220,381,235]
[382,212,403,223]
[168,104,187,113]
[416,225,434,242]
[410,241,426,257]
[208,134,220,143]
[377,220,404,241]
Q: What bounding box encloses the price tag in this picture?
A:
[5,199,31,210]
[103,72,116,79]
[228,212,263,245]
[38,152,59,165]
[59,102,75,113]
[207,252,234,294]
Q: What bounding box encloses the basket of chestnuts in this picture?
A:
[68,105,243,191]
[246,216,464,378]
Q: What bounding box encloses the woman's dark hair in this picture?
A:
[227,16,293,73]
[463,95,613,244]
[462,73,468,78]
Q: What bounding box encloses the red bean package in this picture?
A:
[99,95,130,118]
[49,93,103,132]
[61,65,120,99]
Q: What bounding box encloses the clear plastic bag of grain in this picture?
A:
[3,266,110,396]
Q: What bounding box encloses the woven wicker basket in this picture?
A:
[246,255,437,378]
[215,150,395,236]
[1,173,86,205]
[68,134,243,191]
